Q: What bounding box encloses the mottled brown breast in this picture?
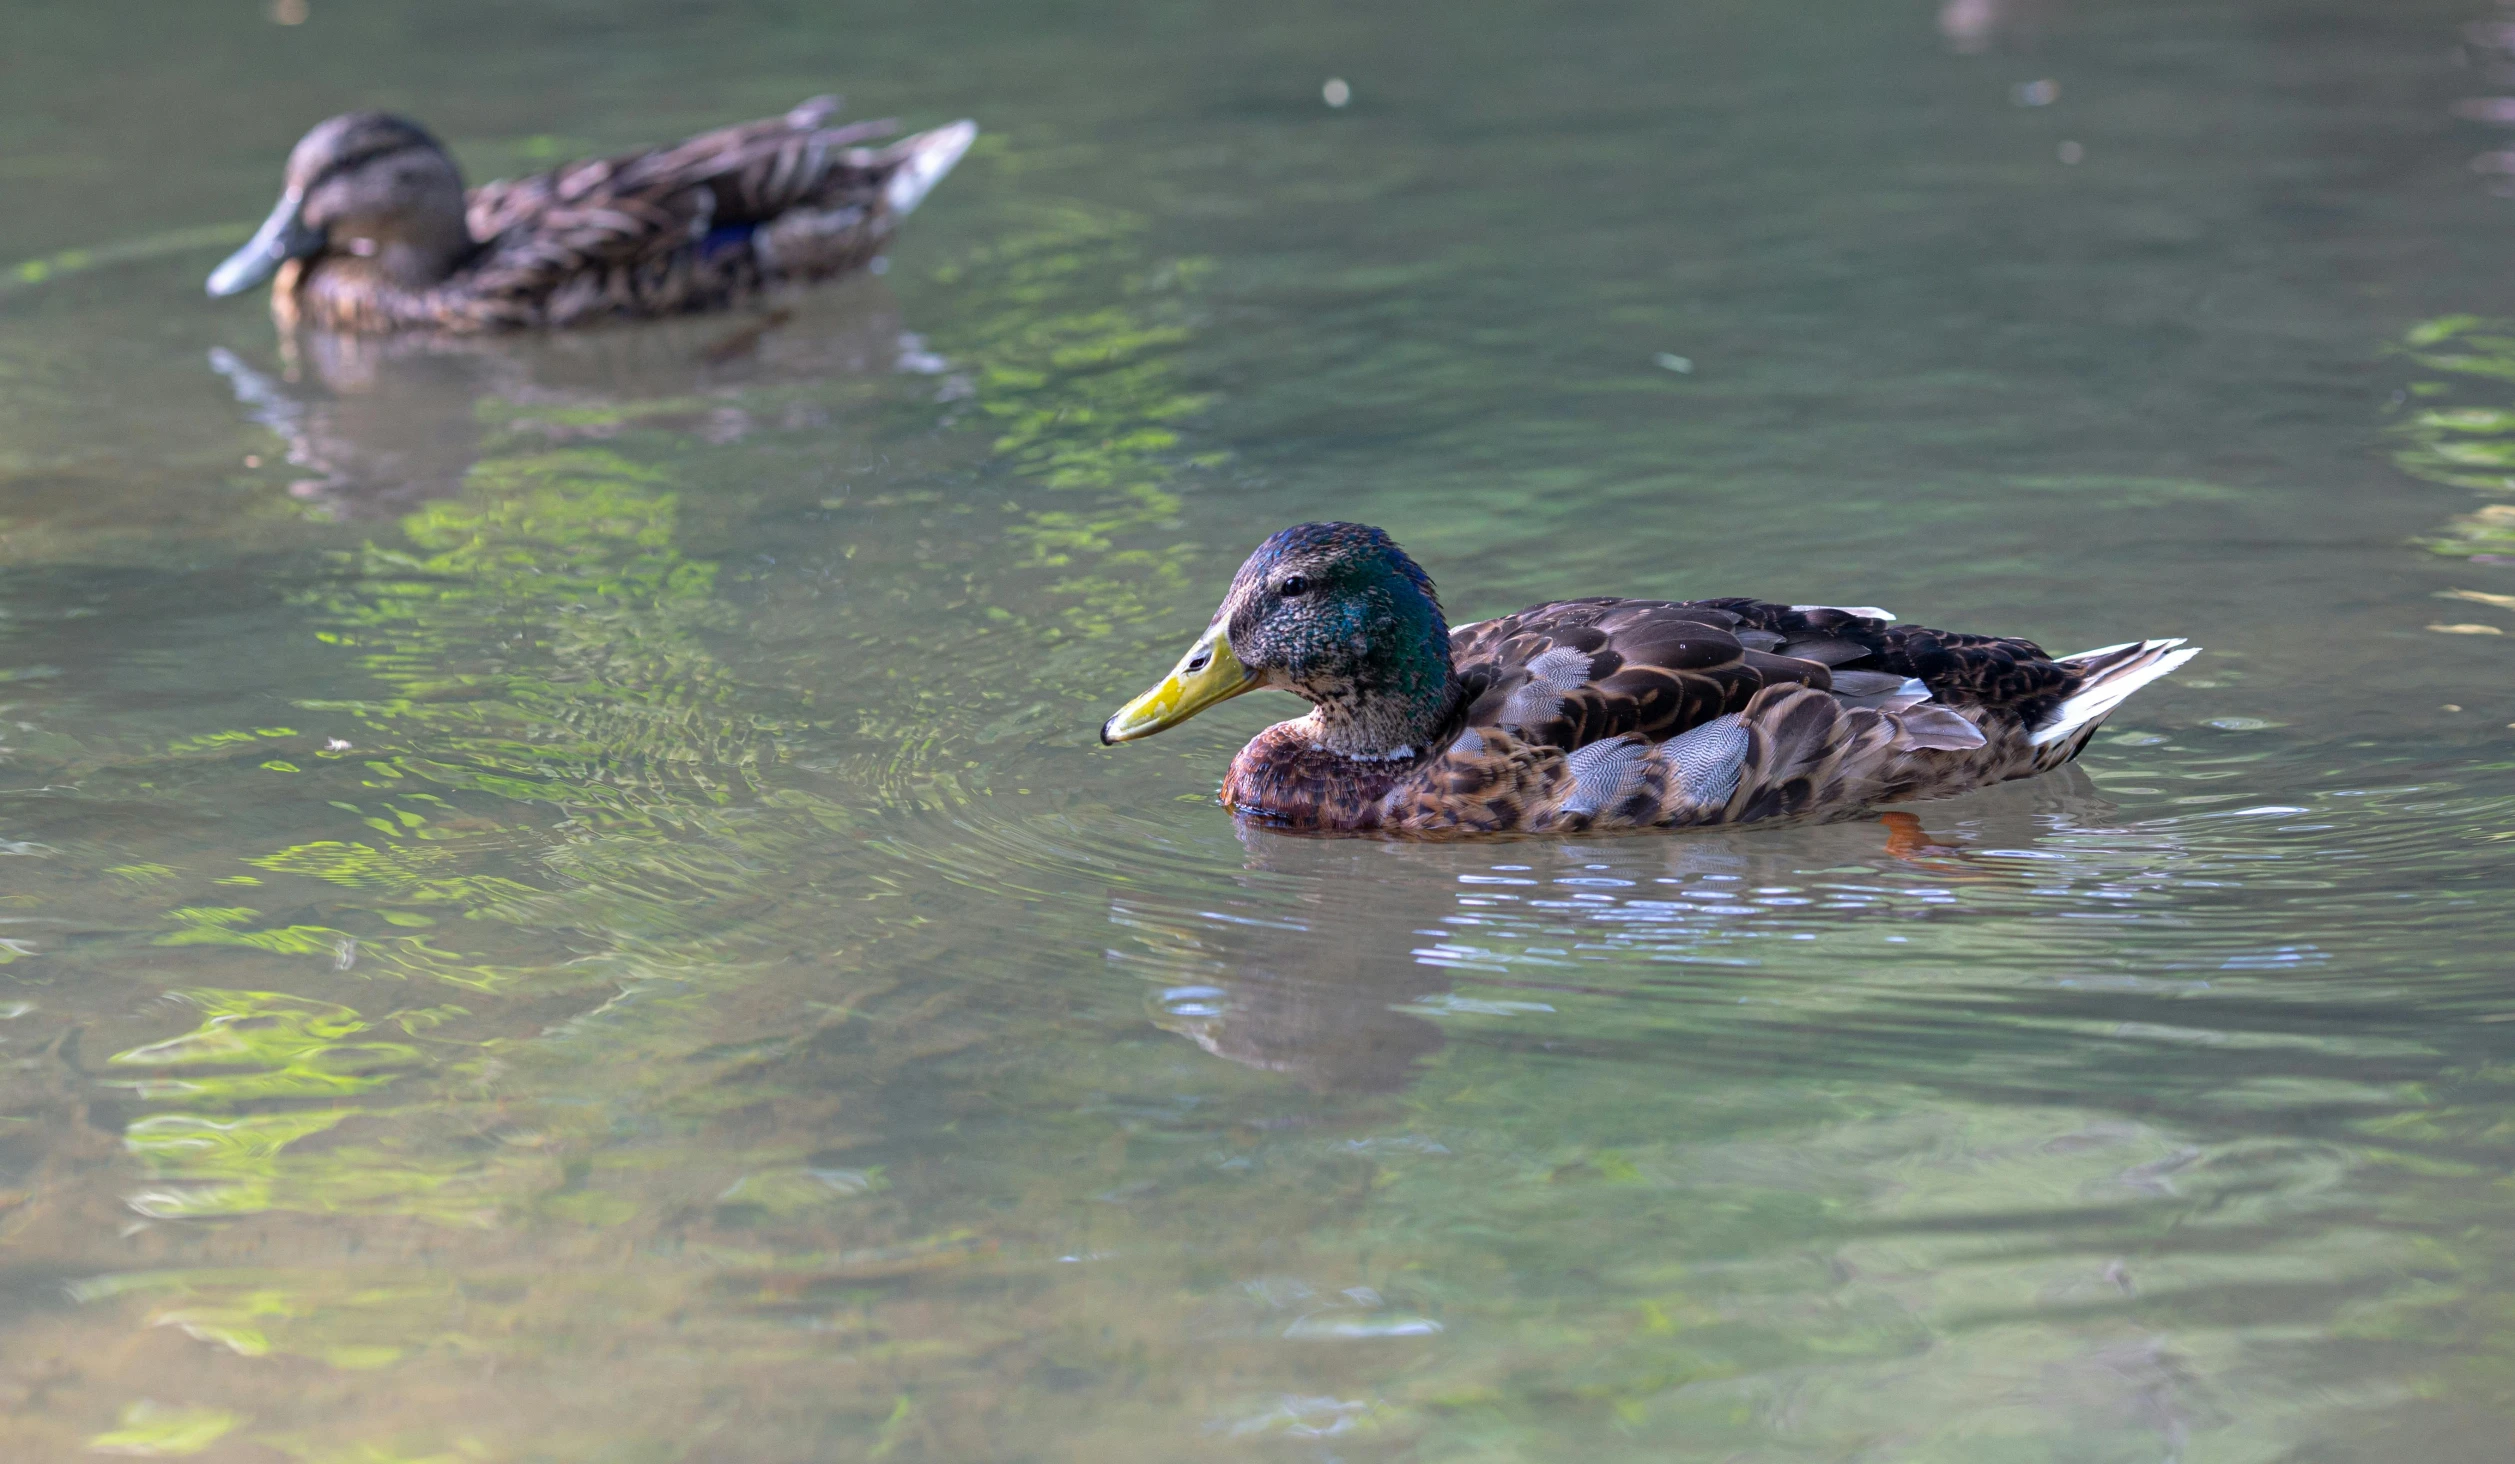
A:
[1221,725,1428,832]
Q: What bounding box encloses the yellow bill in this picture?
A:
[1100,626,1257,744]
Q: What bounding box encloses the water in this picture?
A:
[4,0,2514,1458]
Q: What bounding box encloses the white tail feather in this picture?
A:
[2030,639,2200,747]
[885,120,977,216]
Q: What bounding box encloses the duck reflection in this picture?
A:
[1119,765,2122,1096]
[1119,836,1455,1095]
[207,278,954,518]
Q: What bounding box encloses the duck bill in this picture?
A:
[207,188,321,297]
[1100,628,1257,745]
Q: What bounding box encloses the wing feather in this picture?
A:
[1449,599,1828,755]
[425,99,957,328]
[1382,595,2189,834]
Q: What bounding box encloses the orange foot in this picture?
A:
[1876,812,2035,885]
[1880,811,1963,861]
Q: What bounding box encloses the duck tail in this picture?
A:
[883,120,978,216]
[2028,639,2201,762]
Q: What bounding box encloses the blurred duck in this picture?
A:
[207,97,974,332]
[1101,523,2198,835]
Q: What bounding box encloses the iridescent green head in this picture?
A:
[1101,523,1457,756]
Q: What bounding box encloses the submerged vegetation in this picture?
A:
[7,5,2515,1458]
[0,168,1259,1458]
[2393,317,2515,563]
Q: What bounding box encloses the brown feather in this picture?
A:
[287,102,964,333]
[1228,594,2187,836]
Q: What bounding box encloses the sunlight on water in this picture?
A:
[3,0,2515,1459]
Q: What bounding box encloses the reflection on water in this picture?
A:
[206,285,932,518]
[4,125,1224,1453]
[5,0,2515,1459]
[1122,839,1457,1095]
[2394,318,2515,586]
[1084,760,2515,1459]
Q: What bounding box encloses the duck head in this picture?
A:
[208,112,472,299]
[1101,522,1458,758]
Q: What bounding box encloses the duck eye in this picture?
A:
[1278,575,1309,598]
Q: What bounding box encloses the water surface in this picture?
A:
[5,1,2515,1459]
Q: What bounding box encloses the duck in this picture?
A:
[1099,523,2199,835]
[206,97,975,332]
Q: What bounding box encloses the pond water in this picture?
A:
[5,0,2515,1458]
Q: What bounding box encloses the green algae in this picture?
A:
[922,203,1215,638]
[85,1401,247,1457]
[0,147,1249,1461]
[6,9,2515,1462]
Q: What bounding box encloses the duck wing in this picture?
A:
[1391,598,2187,835]
[1447,597,1841,752]
[1688,598,2076,726]
[446,98,968,326]
[462,97,896,248]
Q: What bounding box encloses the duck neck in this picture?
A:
[1295,624,1459,762]
[327,183,475,291]
[383,227,473,288]
[344,214,472,289]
